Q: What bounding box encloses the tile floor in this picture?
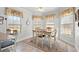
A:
[1,38,77,52]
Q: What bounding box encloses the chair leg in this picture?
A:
[8,45,16,52]
[49,37,53,48]
[48,37,52,49]
[36,36,39,47]
[41,39,43,48]
[49,39,52,49]
[13,45,16,52]
[54,37,57,50]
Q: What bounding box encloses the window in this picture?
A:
[5,8,23,33]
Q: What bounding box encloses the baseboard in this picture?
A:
[16,36,33,43]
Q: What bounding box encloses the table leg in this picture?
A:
[41,38,43,48]
[36,36,38,47]
[33,32,35,43]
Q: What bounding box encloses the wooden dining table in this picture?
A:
[32,29,56,48]
[32,29,52,33]
[32,29,52,39]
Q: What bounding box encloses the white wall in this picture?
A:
[0,7,6,33]
[11,8,33,42]
[0,7,33,42]
[75,7,79,51]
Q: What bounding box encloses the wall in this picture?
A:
[75,7,79,51]
[10,8,33,42]
[0,7,6,33]
[0,7,33,42]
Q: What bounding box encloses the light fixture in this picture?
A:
[37,7,44,12]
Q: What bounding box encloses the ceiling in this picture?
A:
[23,7,59,15]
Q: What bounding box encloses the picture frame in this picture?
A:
[0,16,4,24]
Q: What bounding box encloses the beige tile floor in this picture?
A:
[1,38,77,52]
[16,41,43,52]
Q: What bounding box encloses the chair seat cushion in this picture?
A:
[1,39,15,48]
[38,35,45,38]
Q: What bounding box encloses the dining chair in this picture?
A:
[48,29,57,49]
[0,31,16,52]
[0,29,18,52]
[33,27,41,43]
[0,38,15,52]
[35,30,45,48]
